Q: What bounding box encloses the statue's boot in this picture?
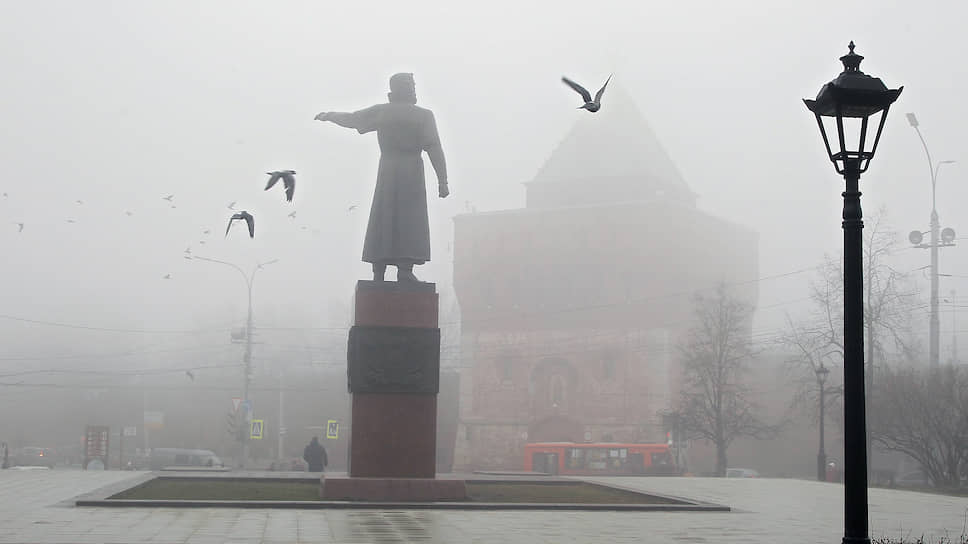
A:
[397,263,420,282]
[372,263,387,282]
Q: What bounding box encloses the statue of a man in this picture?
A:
[315,73,449,282]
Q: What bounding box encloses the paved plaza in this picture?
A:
[0,469,965,543]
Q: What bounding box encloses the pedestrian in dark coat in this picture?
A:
[303,436,327,472]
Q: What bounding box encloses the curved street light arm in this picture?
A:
[249,259,280,295]
[911,125,935,191]
[192,256,252,291]
[934,160,956,197]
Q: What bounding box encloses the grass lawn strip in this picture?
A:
[466,482,685,504]
[110,478,683,505]
[111,479,319,501]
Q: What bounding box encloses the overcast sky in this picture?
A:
[0,1,965,368]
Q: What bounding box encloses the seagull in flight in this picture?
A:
[288,211,297,220]
[202,229,210,235]
[13,222,24,232]
[162,194,174,202]
[561,74,612,112]
[185,370,195,381]
[227,201,236,210]
[163,274,172,280]
[265,170,296,202]
[225,211,255,238]
[347,205,358,212]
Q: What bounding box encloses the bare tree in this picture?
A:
[675,284,777,476]
[778,210,920,466]
[778,310,844,422]
[861,212,922,372]
[869,364,968,488]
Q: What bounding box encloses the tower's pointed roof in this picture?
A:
[526,79,694,209]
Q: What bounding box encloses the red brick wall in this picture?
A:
[451,201,758,471]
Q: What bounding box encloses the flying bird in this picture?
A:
[225,211,255,238]
[163,274,171,280]
[14,222,24,232]
[265,170,296,202]
[75,199,83,205]
[347,205,358,212]
[561,74,612,112]
[202,229,210,235]
[185,370,195,381]
[66,219,76,223]
[227,201,236,210]
[288,211,297,220]
[162,195,174,202]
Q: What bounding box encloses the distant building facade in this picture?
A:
[451,86,759,471]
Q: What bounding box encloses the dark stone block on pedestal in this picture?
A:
[347,326,440,394]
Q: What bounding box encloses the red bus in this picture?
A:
[524,442,678,476]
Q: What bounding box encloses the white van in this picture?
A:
[148,448,223,470]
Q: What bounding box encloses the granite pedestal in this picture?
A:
[321,280,466,501]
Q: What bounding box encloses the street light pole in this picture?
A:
[193,256,278,468]
[816,363,830,482]
[842,161,868,540]
[804,42,902,544]
[906,114,956,368]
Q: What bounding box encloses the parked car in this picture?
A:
[725,468,759,478]
[148,448,223,470]
[14,447,55,468]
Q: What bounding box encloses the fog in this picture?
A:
[0,1,965,471]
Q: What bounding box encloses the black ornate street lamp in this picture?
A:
[816,363,830,482]
[804,42,902,544]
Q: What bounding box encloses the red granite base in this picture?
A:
[353,281,439,328]
[320,477,467,502]
[350,393,437,478]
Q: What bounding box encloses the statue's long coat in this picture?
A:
[342,103,445,265]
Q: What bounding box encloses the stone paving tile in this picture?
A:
[1,470,967,543]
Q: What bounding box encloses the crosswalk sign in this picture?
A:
[250,419,264,440]
[326,420,339,439]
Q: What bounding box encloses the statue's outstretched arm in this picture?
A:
[315,105,381,134]
[314,111,355,129]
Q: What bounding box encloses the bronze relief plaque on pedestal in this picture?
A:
[347,325,441,394]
